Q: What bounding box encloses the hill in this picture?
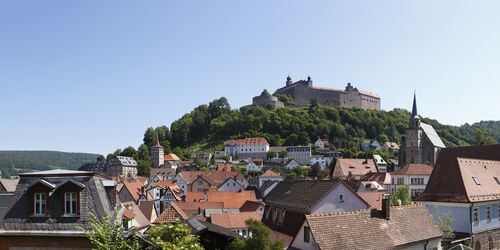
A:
[0,151,102,177]
[113,97,499,163]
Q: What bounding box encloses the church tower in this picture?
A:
[403,93,423,164]
[151,135,164,168]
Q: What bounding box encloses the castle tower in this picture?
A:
[151,135,164,168]
[404,93,423,164]
[286,76,292,86]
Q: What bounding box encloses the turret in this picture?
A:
[151,134,164,168]
[286,76,292,86]
[409,92,420,128]
[307,76,313,87]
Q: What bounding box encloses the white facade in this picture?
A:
[285,159,301,170]
[310,156,334,170]
[174,174,188,193]
[287,146,311,165]
[218,178,246,192]
[390,174,429,199]
[246,161,263,172]
[373,155,388,172]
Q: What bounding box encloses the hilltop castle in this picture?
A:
[253,76,381,110]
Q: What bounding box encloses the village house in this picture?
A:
[310,155,334,170]
[191,151,213,165]
[0,169,118,249]
[290,201,443,250]
[287,146,311,165]
[210,211,262,237]
[373,154,388,172]
[224,137,270,160]
[239,200,265,215]
[416,144,500,249]
[360,139,382,152]
[358,172,392,194]
[258,169,284,187]
[285,159,301,170]
[314,138,330,150]
[118,179,149,203]
[174,171,246,193]
[106,156,138,179]
[332,158,378,180]
[262,180,369,247]
[146,180,182,215]
[383,141,400,152]
[154,202,188,224]
[246,159,263,172]
[390,163,433,199]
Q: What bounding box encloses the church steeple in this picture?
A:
[411,92,418,118]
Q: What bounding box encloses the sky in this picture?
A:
[1,1,500,155]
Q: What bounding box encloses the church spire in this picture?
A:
[411,92,418,118]
[153,133,161,148]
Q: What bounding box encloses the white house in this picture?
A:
[218,177,246,192]
[314,138,330,150]
[287,146,311,165]
[224,137,269,160]
[310,155,334,170]
[390,163,432,199]
[285,159,301,170]
[258,169,283,187]
[246,159,263,172]
[373,154,388,172]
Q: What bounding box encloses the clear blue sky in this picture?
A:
[1,1,499,155]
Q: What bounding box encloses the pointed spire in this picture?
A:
[153,133,161,147]
[411,91,418,118]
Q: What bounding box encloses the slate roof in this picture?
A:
[210,211,262,229]
[112,156,138,167]
[335,158,378,178]
[392,164,433,176]
[264,180,344,212]
[0,179,19,192]
[207,191,257,209]
[416,144,500,203]
[0,171,117,234]
[304,204,442,250]
[420,122,446,148]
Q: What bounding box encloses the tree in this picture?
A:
[267,151,277,160]
[434,207,455,239]
[96,155,105,162]
[229,219,283,250]
[136,160,150,177]
[137,144,150,161]
[278,151,288,159]
[147,221,203,250]
[84,212,139,250]
[120,146,137,158]
[391,185,411,205]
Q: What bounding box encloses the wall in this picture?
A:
[401,238,442,250]
[311,183,368,214]
[218,178,244,192]
[290,220,319,250]
[426,202,472,234]
[472,202,500,234]
[0,236,92,250]
[192,178,210,192]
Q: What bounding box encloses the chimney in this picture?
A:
[382,195,391,220]
[140,186,145,194]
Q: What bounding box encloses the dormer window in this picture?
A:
[64,192,78,215]
[34,193,47,215]
[472,177,480,185]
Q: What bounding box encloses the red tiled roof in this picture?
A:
[154,180,176,189]
[207,191,257,209]
[357,192,384,210]
[392,164,433,176]
[179,171,240,185]
[260,169,281,177]
[122,180,147,201]
[155,203,188,224]
[165,153,181,161]
[185,192,207,202]
[226,137,269,145]
[210,211,262,229]
[335,158,377,177]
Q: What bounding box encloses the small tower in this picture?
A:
[403,92,423,164]
[286,76,292,86]
[307,76,313,87]
[151,135,164,168]
[409,92,420,128]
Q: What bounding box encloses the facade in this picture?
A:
[210,211,262,237]
[314,138,330,150]
[224,137,270,160]
[285,159,301,170]
[360,139,382,152]
[390,163,433,199]
[416,145,500,249]
[252,89,285,109]
[262,180,369,246]
[333,158,378,180]
[0,169,118,250]
[190,151,212,165]
[174,171,245,193]
[106,156,138,178]
[373,154,388,172]
[287,146,311,165]
[310,155,334,170]
[290,202,443,250]
[399,93,446,166]
[258,170,284,187]
[246,159,263,172]
[273,76,381,110]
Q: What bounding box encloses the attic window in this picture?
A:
[472,177,481,185]
[495,177,500,185]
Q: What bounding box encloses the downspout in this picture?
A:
[423,240,428,250]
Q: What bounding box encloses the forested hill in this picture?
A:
[124,97,500,161]
[0,151,101,177]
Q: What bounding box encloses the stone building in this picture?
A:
[398,93,445,166]
[106,156,138,178]
[272,76,380,110]
[151,137,164,168]
[252,89,285,109]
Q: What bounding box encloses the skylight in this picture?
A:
[494,177,500,185]
[472,177,481,185]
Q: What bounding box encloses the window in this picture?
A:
[64,192,78,215]
[304,226,311,243]
[397,178,405,185]
[487,206,492,223]
[411,178,425,185]
[472,177,481,185]
[473,207,479,225]
[34,193,47,215]
[338,194,344,202]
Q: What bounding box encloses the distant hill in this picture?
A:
[0,151,102,177]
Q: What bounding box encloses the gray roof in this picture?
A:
[114,156,138,167]
[20,169,93,175]
[420,122,446,148]
[186,218,239,238]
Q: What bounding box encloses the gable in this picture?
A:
[311,183,369,214]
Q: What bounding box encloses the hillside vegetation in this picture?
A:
[0,151,101,177]
[113,97,499,163]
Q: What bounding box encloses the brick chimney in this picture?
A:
[382,195,391,220]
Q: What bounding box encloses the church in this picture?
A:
[398,93,446,166]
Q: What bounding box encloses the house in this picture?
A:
[357,192,385,210]
[0,178,19,193]
[258,169,284,187]
[154,203,188,224]
[383,141,400,152]
[191,151,213,165]
[175,202,225,217]
[333,158,378,180]
[390,163,433,199]
[138,201,158,224]
[106,156,138,178]
[290,202,443,250]
[360,139,382,152]
[0,169,118,249]
[373,154,388,172]
[210,211,262,237]
[285,159,301,170]
[246,159,263,172]
[206,191,257,209]
[149,167,176,180]
[185,217,238,250]
[224,137,270,160]
[310,155,334,170]
[122,201,152,232]
[359,172,392,194]
[174,171,244,193]
[262,180,369,247]
[147,180,182,214]
[287,146,311,165]
[118,179,148,203]
[259,181,279,198]
[416,144,500,249]
[164,153,181,169]
[218,177,246,192]
[357,181,385,193]
[314,138,330,150]
[239,200,265,215]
